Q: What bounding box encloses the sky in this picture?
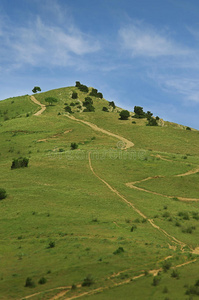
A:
[0,0,199,129]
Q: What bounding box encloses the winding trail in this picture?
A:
[88,152,187,249]
[126,165,199,202]
[65,114,134,149]
[30,95,46,116]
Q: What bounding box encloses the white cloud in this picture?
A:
[0,13,100,70]
[119,22,189,57]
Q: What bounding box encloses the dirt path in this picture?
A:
[30,95,46,116]
[126,182,199,202]
[65,114,134,149]
[88,153,187,249]
[176,167,199,177]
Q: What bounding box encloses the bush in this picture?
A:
[71,143,78,150]
[102,107,108,112]
[45,97,58,106]
[171,269,179,279]
[48,241,55,248]
[89,88,103,98]
[64,106,72,113]
[75,82,89,93]
[82,275,94,287]
[162,261,172,272]
[0,188,7,200]
[186,127,191,130]
[152,276,161,286]
[119,110,130,120]
[131,225,137,232]
[71,91,78,99]
[38,277,47,284]
[178,211,189,220]
[25,277,35,288]
[11,157,29,169]
[113,247,124,255]
[70,102,76,106]
[109,101,116,109]
[32,86,41,93]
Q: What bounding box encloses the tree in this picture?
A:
[119,110,130,120]
[45,97,58,106]
[32,86,41,93]
[64,105,72,113]
[102,107,108,112]
[133,106,145,118]
[0,188,7,200]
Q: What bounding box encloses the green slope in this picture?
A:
[0,85,198,299]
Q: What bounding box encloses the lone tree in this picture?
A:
[45,97,58,106]
[133,106,145,118]
[32,86,41,93]
[119,110,130,120]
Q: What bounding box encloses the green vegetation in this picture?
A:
[119,110,130,120]
[0,188,7,200]
[0,83,198,299]
[45,97,58,106]
[11,157,29,169]
[32,86,41,93]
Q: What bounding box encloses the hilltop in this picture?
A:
[0,83,199,299]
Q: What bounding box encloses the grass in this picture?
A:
[0,84,198,299]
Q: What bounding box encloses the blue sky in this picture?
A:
[0,0,199,129]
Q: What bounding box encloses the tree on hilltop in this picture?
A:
[32,86,41,93]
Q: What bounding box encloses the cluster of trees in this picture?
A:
[75,81,89,93]
[89,88,103,99]
[133,106,159,126]
[83,97,95,112]
[11,157,29,169]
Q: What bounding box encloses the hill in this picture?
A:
[0,83,199,299]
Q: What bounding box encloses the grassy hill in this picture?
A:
[0,84,198,299]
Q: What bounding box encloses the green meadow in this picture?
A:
[0,85,198,299]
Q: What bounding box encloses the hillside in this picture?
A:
[0,84,199,300]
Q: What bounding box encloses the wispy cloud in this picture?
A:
[0,6,100,70]
[119,21,189,57]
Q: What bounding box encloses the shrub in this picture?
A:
[71,143,78,150]
[82,275,94,287]
[38,277,47,284]
[102,107,108,112]
[152,276,161,286]
[75,82,89,93]
[119,110,130,120]
[162,212,170,218]
[45,97,58,105]
[186,127,191,130]
[113,247,124,255]
[0,188,7,200]
[131,225,137,232]
[89,88,103,98]
[70,102,76,106]
[109,101,116,109]
[64,105,72,113]
[178,211,189,220]
[132,121,136,124]
[25,277,35,288]
[11,157,29,169]
[171,269,179,279]
[48,241,55,248]
[162,261,172,272]
[71,91,78,99]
